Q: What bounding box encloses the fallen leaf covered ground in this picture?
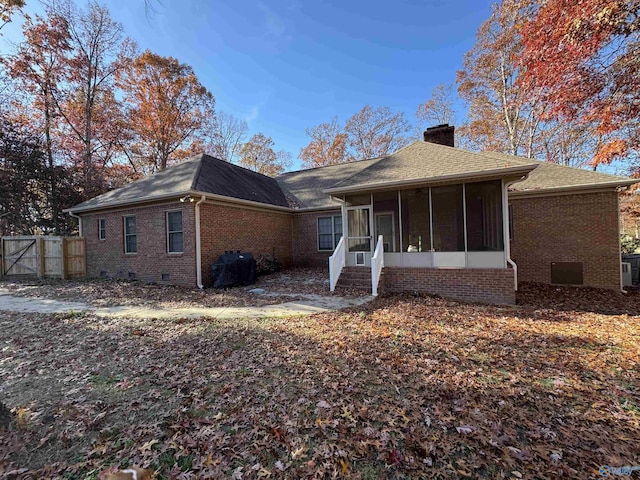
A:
[0,268,341,309]
[1,283,639,479]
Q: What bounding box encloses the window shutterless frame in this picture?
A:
[317,215,342,251]
[166,210,184,254]
[123,215,137,254]
[98,218,106,240]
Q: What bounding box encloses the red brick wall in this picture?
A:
[292,209,341,267]
[383,267,515,304]
[200,202,293,286]
[510,191,621,290]
[81,201,197,286]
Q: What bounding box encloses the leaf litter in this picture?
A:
[0,268,355,310]
[0,282,638,478]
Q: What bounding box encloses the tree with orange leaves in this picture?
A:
[50,0,133,197]
[299,117,348,168]
[117,50,215,173]
[521,0,639,167]
[456,0,542,158]
[239,133,292,177]
[344,105,411,160]
[0,0,24,31]
[2,13,71,233]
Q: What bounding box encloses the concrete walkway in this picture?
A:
[0,289,373,319]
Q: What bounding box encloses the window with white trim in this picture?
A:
[98,218,106,240]
[124,216,137,253]
[318,215,342,251]
[166,210,183,253]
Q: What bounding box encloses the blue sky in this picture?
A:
[1,0,495,170]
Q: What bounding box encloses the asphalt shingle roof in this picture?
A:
[69,142,637,214]
[481,151,637,193]
[193,155,289,207]
[275,158,381,210]
[325,141,536,192]
[69,154,289,212]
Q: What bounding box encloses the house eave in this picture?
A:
[63,191,194,214]
[508,179,638,198]
[190,191,293,212]
[65,190,294,215]
[323,164,538,195]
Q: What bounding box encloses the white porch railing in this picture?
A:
[371,235,384,296]
[329,236,346,292]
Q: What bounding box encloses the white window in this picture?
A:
[167,210,183,253]
[98,218,106,240]
[124,216,137,254]
[318,215,342,251]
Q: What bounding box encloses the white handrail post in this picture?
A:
[329,236,346,292]
[371,234,384,296]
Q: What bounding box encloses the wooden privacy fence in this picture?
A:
[0,236,86,279]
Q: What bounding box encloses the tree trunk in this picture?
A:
[44,87,60,235]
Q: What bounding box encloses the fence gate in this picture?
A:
[1,236,86,279]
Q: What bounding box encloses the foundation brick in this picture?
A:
[510,191,621,290]
[383,267,515,304]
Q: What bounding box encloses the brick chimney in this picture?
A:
[423,124,455,147]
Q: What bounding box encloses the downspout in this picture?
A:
[503,180,518,292]
[68,211,83,236]
[195,195,206,289]
[618,186,628,293]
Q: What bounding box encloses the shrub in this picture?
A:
[256,253,281,275]
[621,234,640,254]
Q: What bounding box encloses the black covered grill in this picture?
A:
[211,251,257,289]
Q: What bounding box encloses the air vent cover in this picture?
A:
[551,262,583,285]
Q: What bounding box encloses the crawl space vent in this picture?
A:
[551,262,583,285]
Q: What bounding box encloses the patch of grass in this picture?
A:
[619,397,640,415]
[55,310,87,320]
[540,377,556,389]
[355,460,384,479]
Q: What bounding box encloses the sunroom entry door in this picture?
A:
[347,206,372,267]
[375,213,395,252]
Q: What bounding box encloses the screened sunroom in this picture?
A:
[333,179,508,269]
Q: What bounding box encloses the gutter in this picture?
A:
[190,190,292,213]
[195,195,206,289]
[63,190,193,214]
[323,164,538,195]
[65,190,294,215]
[68,211,83,236]
[509,179,639,198]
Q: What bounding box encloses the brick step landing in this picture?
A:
[335,267,374,293]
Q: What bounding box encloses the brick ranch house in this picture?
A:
[66,125,637,304]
